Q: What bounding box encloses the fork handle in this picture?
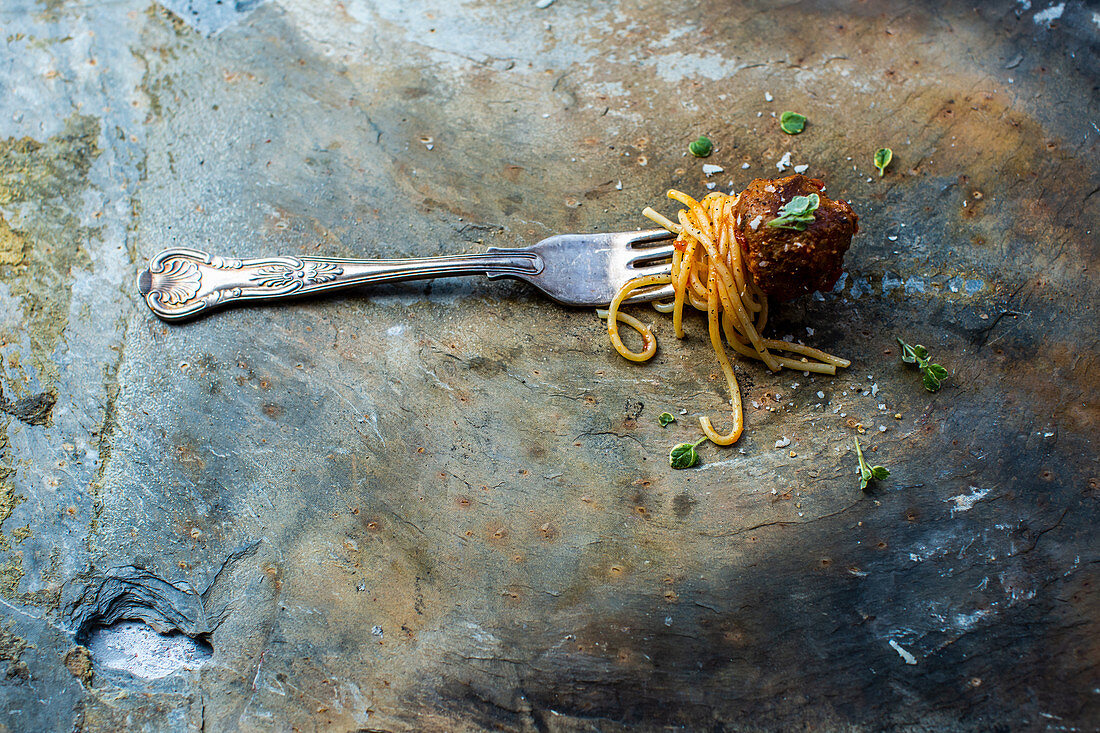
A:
[137,247,543,321]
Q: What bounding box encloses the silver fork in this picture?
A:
[137,230,675,321]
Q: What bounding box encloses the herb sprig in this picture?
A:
[897,337,949,392]
[854,437,889,491]
[779,111,806,135]
[766,193,820,231]
[670,437,708,469]
[874,148,893,177]
[658,412,676,427]
[688,136,713,157]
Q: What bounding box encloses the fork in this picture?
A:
[137,229,676,321]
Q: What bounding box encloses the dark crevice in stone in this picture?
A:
[0,386,56,426]
[63,540,262,647]
[65,565,213,645]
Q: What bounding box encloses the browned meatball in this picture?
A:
[733,175,858,301]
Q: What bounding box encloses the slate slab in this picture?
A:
[0,1,1096,730]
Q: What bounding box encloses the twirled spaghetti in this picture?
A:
[602,189,850,446]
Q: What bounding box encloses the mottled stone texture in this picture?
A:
[0,0,1097,730]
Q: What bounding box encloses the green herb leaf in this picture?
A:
[787,195,809,211]
[779,111,806,135]
[870,466,891,480]
[921,369,942,392]
[912,344,929,362]
[766,192,820,230]
[927,363,949,381]
[658,412,676,427]
[670,437,708,469]
[765,218,812,231]
[874,148,893,177]
[688,135,713,158]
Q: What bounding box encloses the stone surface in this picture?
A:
[0,0,1097,730]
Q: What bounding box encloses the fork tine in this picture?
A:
[627,244,675,267]
[624,228,675,247]
[631,262,674,278]
[621,282,675,305]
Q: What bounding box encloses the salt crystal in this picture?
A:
[817,391,825,399]
[776,152,792,171]
[615,180,622,190]
[889,639,918,665]
[702,163,724,176]
[775,436,791,448]
[871,383,879,396]
[741,162,750,169]
[765,91,773,102]
[793,164,809,173]
[749,215,763,230]
[705,182,716,190]
[806,326,814,336]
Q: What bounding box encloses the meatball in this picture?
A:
[733,174,858,301]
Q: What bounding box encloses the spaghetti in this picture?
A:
[601,189,850,446]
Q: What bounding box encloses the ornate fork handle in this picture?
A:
[137,247,543,321]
